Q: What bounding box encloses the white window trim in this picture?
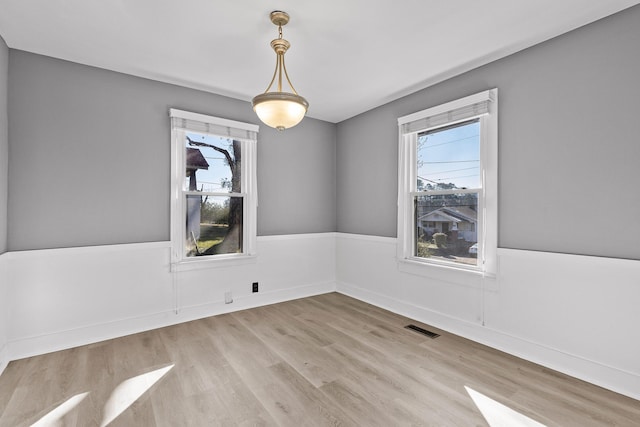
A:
[396,89,498,279]
[169,108,259,271]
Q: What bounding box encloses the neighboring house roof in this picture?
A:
[441,206,477,223]
[420,210,463,223]
[186,148,209,171]
[418,206,477,223]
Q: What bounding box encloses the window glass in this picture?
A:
[414,119,481,267]
[184,133,240,193]
[415,193,478,266]
[417,120,480,190]
[185,195,243,257]
[182,132,244,258]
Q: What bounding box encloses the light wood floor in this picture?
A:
[1,293,639,426]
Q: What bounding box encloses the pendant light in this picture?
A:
[252,11,309,131]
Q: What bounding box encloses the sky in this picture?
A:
[185,132,235,194]
[417,119,480,190]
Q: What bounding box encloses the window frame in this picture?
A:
[397,89,498,277]
[170,109,259,271]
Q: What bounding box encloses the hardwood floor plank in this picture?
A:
[153,322,277,426]
[198,314,355,426]
[1,292,639,426]
[199,313,284,369]
[319,379,400,427]
[231,306,348,388]
[323,342,483,425]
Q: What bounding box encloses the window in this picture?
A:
[170,109,258,269]
[397,89,497,275]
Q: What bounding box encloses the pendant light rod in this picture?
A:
[261,12,299,95]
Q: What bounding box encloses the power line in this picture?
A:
[188,180,226,188]
[423,160,479,164]
[417,173,478,184]
[419,134,479,149]
[419,166,478,175]
[417,175,439,184]
[433,174,478,181]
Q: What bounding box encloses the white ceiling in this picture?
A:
[0,1,638,123]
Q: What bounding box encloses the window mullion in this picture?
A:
[411,188,480,198]
[182,190,247,197]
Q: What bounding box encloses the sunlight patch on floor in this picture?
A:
[465,386,546,427]
[31,391,89,426]
[100,364,174,427]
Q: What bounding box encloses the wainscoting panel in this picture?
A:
[3,232,639,400]
[0,252,8,376]
[335,233,640,400]
[4,234,337,362]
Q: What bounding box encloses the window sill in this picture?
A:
[397,257,495,288]
[171,254,257,272]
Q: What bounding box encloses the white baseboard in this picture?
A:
[336,280,640,401]
[0,251,7,377]
[0,343,8,377]
[176,280,336,326]
[8,281,336,361]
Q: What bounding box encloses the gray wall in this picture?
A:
[0,35,7,254]
[7,51,336,250]
[336,5,640,260]
[257,116,336,235]
[6,4,640,259]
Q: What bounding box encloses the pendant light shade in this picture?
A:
[253,92,308,130]
[252,11,308,131]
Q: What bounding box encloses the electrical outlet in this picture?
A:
[252,282,259,293]
[224,291,233,304]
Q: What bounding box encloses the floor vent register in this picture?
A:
[404,324,440,339]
